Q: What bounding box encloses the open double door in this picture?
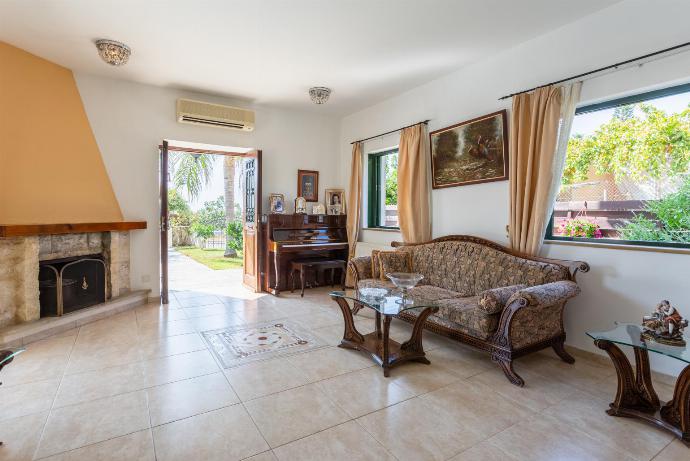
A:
[159,141,262,304]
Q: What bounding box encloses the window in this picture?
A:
[546,83,690,249]
[367,148,399,228]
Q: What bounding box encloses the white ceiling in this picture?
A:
[0,0,619,116]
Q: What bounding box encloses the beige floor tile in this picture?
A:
[290,310,342,330]
[586,374,676,404]
[0,353,69,387]
[65,341,141,375]
[142,349,219,387]
[36,390,150,459]
[425,344,494,378]
[153,405,269,461]
[173,295,223,307]
[286,346,373,382]
[519,352,615,395]
[54,362,146,408]
[449,440,519,461]
[233,306,289,324]
[357,397,483,461]
[387,360,462,395]
[273,420,394,461]
[188,312,245,331]
[41,429,155,461]
[147,372,239,426]
[542,390,674,460]
[21,335,76,359]
[138,332,207,360]
[135,306,188,325]
[182,303,236,319]
[223,357,312,401]
[468,366,578,411]
[0,378,59,421]
[420,379,534,437]
[317,366,414,418]
[653,440,690,460]
[0,411,48,461]
[489,413,636,461]
[137,318,198,341]
[245,383,349,448]
[312,320,372,346]
[244,451,278,461]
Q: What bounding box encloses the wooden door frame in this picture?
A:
[158,143,263,304]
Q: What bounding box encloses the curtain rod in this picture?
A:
[351,120,430,145]
[498,41,690,101]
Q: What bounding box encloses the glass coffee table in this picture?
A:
[587,323,690,444]
[330,289,439,377]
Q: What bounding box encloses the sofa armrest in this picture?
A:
[507,280,580,308]
[538,257,590,281]
[348,256,372,287]
[477,284,527,315]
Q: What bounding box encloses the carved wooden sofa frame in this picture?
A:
[348,235,589,387]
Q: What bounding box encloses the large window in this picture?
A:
[546,83,690,249]
[367,148,399,228]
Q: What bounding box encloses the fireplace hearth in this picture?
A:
[39,255,107,316]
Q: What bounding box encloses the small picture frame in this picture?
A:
[297,170,319,202]
[327,204,342,215]
[295,197,307,214]
[312,203,326,215]
[325,189,345,214]
[269,193,285,214]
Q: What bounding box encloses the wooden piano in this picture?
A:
[262,213,348,295]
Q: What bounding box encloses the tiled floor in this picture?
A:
[1,274,688,459]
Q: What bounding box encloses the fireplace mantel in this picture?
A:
[0,221,147,237]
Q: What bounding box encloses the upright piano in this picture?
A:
[262,214,348,295]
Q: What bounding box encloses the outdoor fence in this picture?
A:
[552,200,651,238]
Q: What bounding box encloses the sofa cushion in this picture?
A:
[473,246,570,293]
[407,285,463,301]
[371,250,382,279]
[406,241,485,295]
[378,251,412,280]
[477,284,527,315]
[405,295,499,340]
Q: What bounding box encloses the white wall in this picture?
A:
[340,0,690,375]
[75,74,340,297]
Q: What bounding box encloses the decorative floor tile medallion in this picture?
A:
[201,320,326,368]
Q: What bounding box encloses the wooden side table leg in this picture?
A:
[400,306,438,365]
[595,339,659,414]
[660,364,690,442]
[300,267,305,297]
[382,315,391,377]
[331,296,364,347]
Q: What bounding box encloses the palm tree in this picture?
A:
[223,156,238,257]
[170,152,214,202]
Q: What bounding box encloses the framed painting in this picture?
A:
[429,110,508,189]
[297,170,319,202]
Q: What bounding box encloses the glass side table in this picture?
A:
[587,323,690,445]
[1,348,26,447]
[330,289,439,377]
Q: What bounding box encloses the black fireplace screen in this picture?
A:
[39,255,106,317]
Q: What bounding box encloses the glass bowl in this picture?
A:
[386,272,424,294]
[358,287,388,302]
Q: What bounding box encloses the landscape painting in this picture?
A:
[429,110,508,189]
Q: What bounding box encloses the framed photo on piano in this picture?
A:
[325,189,345,214]
[269,193,285,213]
[297,170,319,202]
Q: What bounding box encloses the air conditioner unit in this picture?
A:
[176,99,255,132]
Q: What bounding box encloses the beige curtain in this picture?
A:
[345,142,363,286]
[509,86,562,255]
[398,124,432,243]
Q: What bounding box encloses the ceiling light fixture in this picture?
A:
[94,39,131,66]
[309,87,331,104]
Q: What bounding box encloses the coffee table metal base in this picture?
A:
[331,296,438,377]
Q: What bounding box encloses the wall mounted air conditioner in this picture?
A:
[176,99,255,132]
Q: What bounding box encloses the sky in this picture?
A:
[571,90,690,136]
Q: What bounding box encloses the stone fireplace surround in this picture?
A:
[0,231,131,328]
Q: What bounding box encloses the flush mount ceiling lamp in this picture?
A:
[309,87,331,104]
[94,39,131,66]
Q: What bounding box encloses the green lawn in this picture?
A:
[175,246,243,270]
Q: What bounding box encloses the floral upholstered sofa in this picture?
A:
[348,235,589,386]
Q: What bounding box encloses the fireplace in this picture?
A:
[39,255,107,316]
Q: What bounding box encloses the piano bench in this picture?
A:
[289,259,347,297]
